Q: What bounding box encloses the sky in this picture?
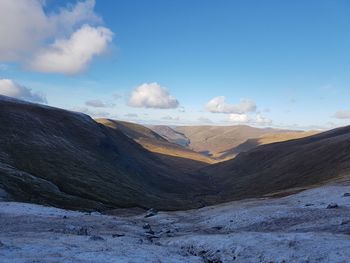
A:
[0,0,350,130]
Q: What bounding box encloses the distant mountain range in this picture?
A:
[1,95,349,211]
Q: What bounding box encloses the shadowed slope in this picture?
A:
[220,131,319,160]
[0,96,213,211]
[2,95,350,211]
[203,126,350,201]
[96,119,215,167]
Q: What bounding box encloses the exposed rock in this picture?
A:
[343,193,350,197]
[112,233,125,238]
[89,235,105,241]
[326,203,339,209]
[142,223,151,230]
[145,208,158,218]
[77,227,89,236]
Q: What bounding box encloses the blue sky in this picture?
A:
[0,0,350,129]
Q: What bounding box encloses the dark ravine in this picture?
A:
[1,95,350,211]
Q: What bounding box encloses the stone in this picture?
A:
[112,233,125,238]
[326,203,339,209]
[89,235,105,241]
[145,208,158,218]
[142,223,151,230]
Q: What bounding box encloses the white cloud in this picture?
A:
[228,113,250,123]
[205,96,256,114]
[334,111,350,119]
[128,83,179,109]
[228,112,272,126]
[29,25,113,74]
[71,106,110,118]
[0,78,46,103]
[255,113,272,125]
[162,115,180,121]
[85,99,114,108]
[178,106,185,112]
[0,0,112,74]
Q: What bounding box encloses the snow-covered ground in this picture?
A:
[1,184,350,263]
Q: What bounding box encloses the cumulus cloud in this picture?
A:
[0,78,46,103]
[85,99,114,108]
[29,25,112,74]
[255,113,272,125]
[128,83,179,109]
[334,111,350,119]
[228,112,272,126]
[0,0,113,74]
[205,96,256,114]
[228,113,250,123]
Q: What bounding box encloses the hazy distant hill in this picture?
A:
[220,130,319,160]
[149,125,190,147]
[96,119,215,169]
[175,125,291,158]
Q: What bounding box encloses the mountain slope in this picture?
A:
[203,126,350,201]
[220,130,319,159]
[2,95,350,211]
[149,125,190,147]
[96,119,215,168]
[0,96,213,211]
[175,125,290,158]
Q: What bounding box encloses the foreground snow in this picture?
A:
[1,184,350,262]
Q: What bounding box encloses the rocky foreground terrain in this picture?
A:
[1,182,350,263]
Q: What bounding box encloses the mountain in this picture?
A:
[1,95,350,212]
[203,126,350,201]
[96,119,215,169]
[148,125,190,147]
[0,96,213,211]
[175,125,291,158]
[220,130,319,159]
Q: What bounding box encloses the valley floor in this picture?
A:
[1,183,350,263]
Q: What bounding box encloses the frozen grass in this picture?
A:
[1,184,350,262]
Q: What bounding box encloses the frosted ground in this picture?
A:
[1,183,350,263]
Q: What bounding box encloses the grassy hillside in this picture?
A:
[96,119,215,168]
[202,126,350,201]
[220,131,319,159]
[1,95,350,211]
[175,125,289,158]
[0,96,214,211]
